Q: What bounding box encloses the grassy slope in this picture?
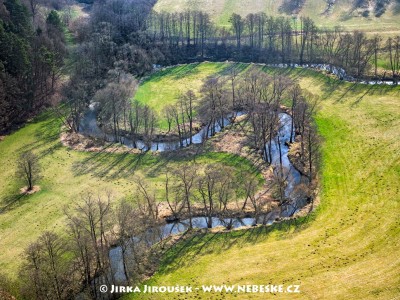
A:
[0,112,258,279]
[135,62,229,130]
[154,0,400,31]
[124,66,400,299]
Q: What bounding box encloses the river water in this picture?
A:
[80,107,305,212]
[79,103,245,151]
[91,111,307,282]
[83,61,391,284]
[258,62,396,85]
[80,107,302,201]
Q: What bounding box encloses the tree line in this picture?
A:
[16,160,264,299]
[146,10,399,81]
[194,65,320,207]
[59,0,400,143]
[15,124,319,298]
[2,0,400,133]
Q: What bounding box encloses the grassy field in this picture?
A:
[1,62,399,299]
[122,64,400,299]
[154,0,400,32]
[135,62,231,130]
[0,111,258,280]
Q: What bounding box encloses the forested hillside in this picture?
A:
[0,0,67,133]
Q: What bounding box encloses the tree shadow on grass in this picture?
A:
[70,142,212,180]
[15,116,61,154]
[0,192,35,214]
[139,66,178,84]
[159,232,208,272]
[156,216,314,276]
[215,62,248,77]
[171,63,201,80]
[142,63,202,85]
[351,84,376,107]
[71,146,149,179]
[329,81,399,106]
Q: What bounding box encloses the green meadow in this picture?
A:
[134,62,230,130]
[1,63,399,300]
[122,64,400,299]
[0,107,257,280]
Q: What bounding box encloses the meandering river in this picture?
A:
[83,111,308,282]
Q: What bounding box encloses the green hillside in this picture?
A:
[123,63,400,300]
[0,112,257,280]
[154,0,400,32]
[1,61,399,299]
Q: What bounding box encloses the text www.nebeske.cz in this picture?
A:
[103,284,301,294]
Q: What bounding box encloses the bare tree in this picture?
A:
[66,214,95,298]
[164,171,185,221]
[289,84,302,143]
[199,77,229,137]
[197,165,218,228]
[272,165,290,217]
[113,199,144,284]
[163,104,175,133]
[95,72,136,141]
[372,35,382,78]
[387,36,400,84]
[142,104,157,149]
[228,64,240,112]
[173,162,196,228]
[170,104,184,147]
[196,164,236,228]
[230,13,244,50]
[65,192,113,296]
[135,177,160,221]
[19,232,75,300]
[305,122,320,184]
[17,151,40,191]
[129,100,143,148]
[241,172,263,223]
[180,90,196,144]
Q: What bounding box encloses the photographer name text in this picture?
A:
[100,284,301,294]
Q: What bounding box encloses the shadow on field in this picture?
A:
[215,62,248,76]
[15,112,62,157]
[71,147,149,179]
[171,63,201,79]
[70,146,190,179]
[351,85,376,106]
[69,140,257,181]
[157,216,313,275]
[0,193,32,214]
[142,63,202,84]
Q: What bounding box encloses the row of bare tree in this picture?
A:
[17,160,265,300]
[19,191,159,300]
[163,90,196,146]
[146,10,400,81]
[195,66,320,173]
[18,136,320,298]
[154,67,320,219]
[63,1,400,130]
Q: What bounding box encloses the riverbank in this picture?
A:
[122,63,400,300]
